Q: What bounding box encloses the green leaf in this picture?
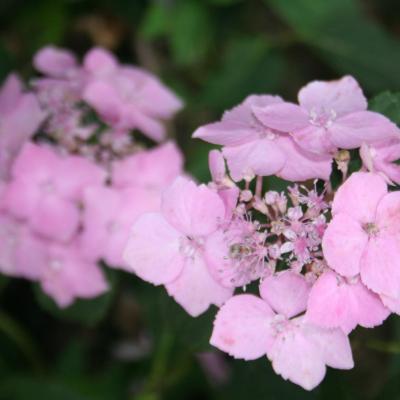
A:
[369,91,400,125]
[266,0,400,93]
[34,268,116,326]
[169,1,214,66]
[0,376,90,400]
[140,3,170,39]
[201,36,285,111]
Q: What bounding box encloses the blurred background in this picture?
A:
[1,0,400,398]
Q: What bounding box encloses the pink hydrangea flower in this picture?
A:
[111,141,183,189]
[4,142,106,242]
[37,240,108,308]
[82,48,183,141]
[80,185,161,269]
[253,76,400,155]
[306,270,389,333]
[322,172,400,312]
[192,95,332,182]
[210,271,353,390]
[123,176,233,317]
[360,139,400,185]
[0,74,44,179]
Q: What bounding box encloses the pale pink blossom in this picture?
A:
[123,177,233,316]
[192,95,331,182]
[38,240,108,308]
[322,172,400,312]
[4,142,106,242]
[211,272,353,390]
[82,48,183,141]
[253,76,400,155]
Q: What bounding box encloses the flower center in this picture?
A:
[309,107,337,128]
[363,222,379,236]
[179,236,204,259]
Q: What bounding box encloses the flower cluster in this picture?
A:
[124,76,400,390]
[0,46,183,307]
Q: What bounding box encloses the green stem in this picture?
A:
[0,309,44,374]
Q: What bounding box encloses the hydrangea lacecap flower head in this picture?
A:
[0,45,184,308]
[124,75,400,390]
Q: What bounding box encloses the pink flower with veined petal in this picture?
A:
[4,142,106,242]
[360,139,400,185]
[123,176,233,317]
[210,271,353,390]
[82,48,183,141]
[306,270,389,333]
[193,95,331,182]
[0,74,45,179]
[253,76,400,155]
[322,172,400,313]
[80,185,161,269]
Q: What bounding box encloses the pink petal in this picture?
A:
[209,149,226,183]
[302,320,354,369]
[3,178,41,219]
[298,76,367,116]
[123,213,184,285]
[56,155,106,200]
[217,186,240,223]
[192,120,260,146]
[210,294,275,360]
[291,125,336,154]
[10,142,59,180]
[15,225,48,281]
[332,172,387,223]
[306,271,389,333]
[322,213,367,277]
[275,135,332,181]
[192,95,282,146]
[41,243,108,308]
[331,111,400,149]
[112,141,183,189]
[83,47,118,75]
[161,177,225,237]
[33,46,77,77]
[125,66,183,118]
[260,270,311,319]
[252,102,309,133]
[376,191,400,235]
[361,233,400,299]
[82,81,122,124]
[270,320,327,391]
[30,195,80,242]
[80,186,120,262]
[125,105,166,142]
[166,254,233,317]
[0,74,23,114]
[380,294,400,314]
[222,139,286,181]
